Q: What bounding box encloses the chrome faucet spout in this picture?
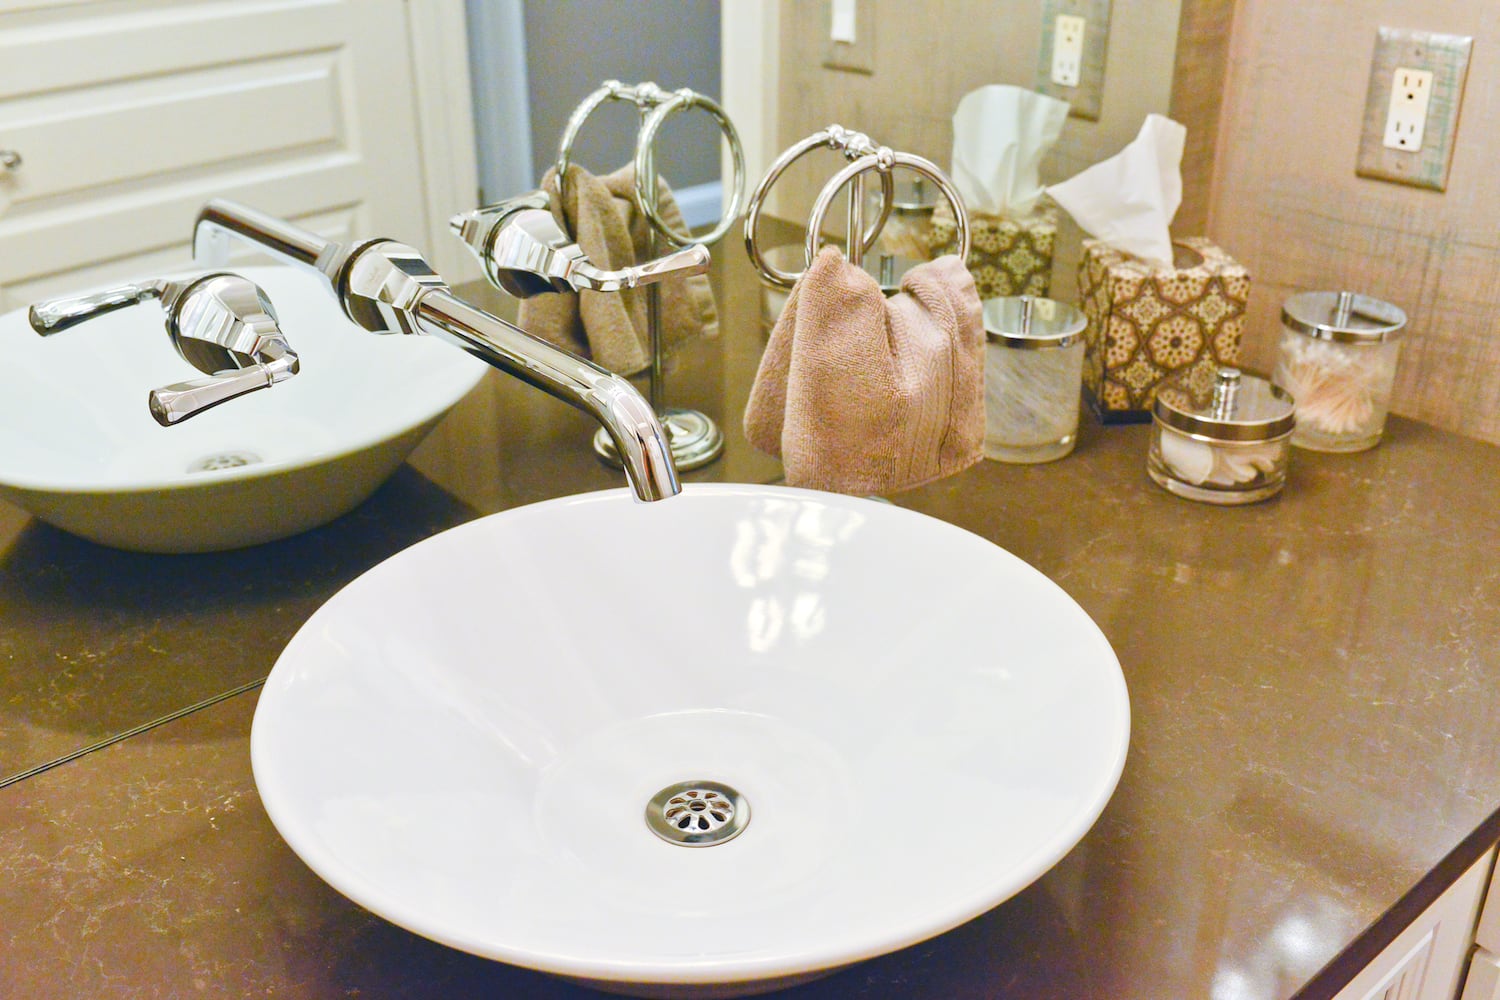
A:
[189,200,681,502]
[414,291,679,501]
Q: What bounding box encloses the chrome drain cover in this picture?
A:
[645,780,749,847]
[188,451,261,473]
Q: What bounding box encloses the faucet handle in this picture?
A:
[149,366,277,425]
[29,281,167,335]
[30,272,300,426]
[451,196,711,299]
[570,243,711,292]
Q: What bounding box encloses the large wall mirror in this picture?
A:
[5,0,1495,790]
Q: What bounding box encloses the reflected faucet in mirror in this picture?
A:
[448,191,711,299]
[189,198,681,502]
[29,272,299,426]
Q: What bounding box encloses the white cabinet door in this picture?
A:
[0,0,431,307]
[1334,848,1495,1000]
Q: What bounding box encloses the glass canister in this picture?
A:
[982,296,1087,463]
[864,174,938,260]
[1148,367,1296,504]
[1273,291,1408,452]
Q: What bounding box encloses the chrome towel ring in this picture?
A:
[805,150,969,276]
[743,125,897,290]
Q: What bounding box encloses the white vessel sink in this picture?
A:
[252,484,1129,997]
[0,267,486,552]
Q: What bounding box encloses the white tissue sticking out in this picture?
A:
[1047,114,1187,268]
[951,85,1069,218]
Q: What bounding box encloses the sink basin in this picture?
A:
[0,267,486,552]
[251,484,1130,996]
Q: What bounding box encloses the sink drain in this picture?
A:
[645,780,749,847]
[188,451,261,473]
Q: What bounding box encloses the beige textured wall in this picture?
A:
[774,0,1185,301]
[1210,1,1500,443]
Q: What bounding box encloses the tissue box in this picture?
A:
[1077,236,1249,423]
[926,204,1057,299]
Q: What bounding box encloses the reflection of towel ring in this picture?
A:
[554,79,746,249]
[744,126,896,289]
[806,152,969,274]
[635,91,746,247]
[554,80,659,203]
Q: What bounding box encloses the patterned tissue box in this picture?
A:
[925,203,1057,299]
[1077,236,1249,423]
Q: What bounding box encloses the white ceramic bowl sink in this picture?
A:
[252,485,1130,997]
[0,267,486,552]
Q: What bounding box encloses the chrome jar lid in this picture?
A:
[983,296,1086,350]
[1281,290,1407,344]
[1153,367,1295,442]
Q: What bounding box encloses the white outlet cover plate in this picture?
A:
[1034,0,1110,121]
[1356,27,1472,192]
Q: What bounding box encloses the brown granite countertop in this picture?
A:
[3,242,1500,999]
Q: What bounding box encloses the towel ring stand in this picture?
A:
[554,79,748,472]
[806,152,970,275]
[744,126,898,290]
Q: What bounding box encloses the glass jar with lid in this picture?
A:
[982,296,1087,463]
[1148,367,1296,504]
[1273,290,1408,452]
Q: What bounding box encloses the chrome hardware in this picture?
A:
[449,193,711,300]
[645,780,750,847]
[30,272,298,426]
[805,150,969,271]
[0,150,20,171]
[553,79,748,247]
[194,199,680,503]
[466,79,745,474]
[744,125,898,289]
[629,87,747,248]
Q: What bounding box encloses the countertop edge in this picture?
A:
[1295,808,1500,1000]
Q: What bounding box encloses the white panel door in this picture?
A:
[0,0,431,307]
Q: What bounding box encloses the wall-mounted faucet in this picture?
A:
[190,199,681,502]
[29,272,298,425]
[449,191,711,299]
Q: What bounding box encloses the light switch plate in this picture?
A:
[1035,0,1110,120]
[1356,28,1471,191]
[822,0,875,75]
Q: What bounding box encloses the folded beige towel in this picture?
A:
[744,248,985,494]
[517,163,718,376]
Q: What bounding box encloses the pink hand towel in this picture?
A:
[518,163,718,376]
[744,248,985,495]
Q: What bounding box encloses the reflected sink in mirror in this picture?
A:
[0,267,487,553]
[252,484,1130,997]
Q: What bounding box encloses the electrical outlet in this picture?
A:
[1382,67,1432,151]
[821,0,874,74]
[1035,0,1111,120]
[1356,28,1472,191]
[1051,15,1085,87]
